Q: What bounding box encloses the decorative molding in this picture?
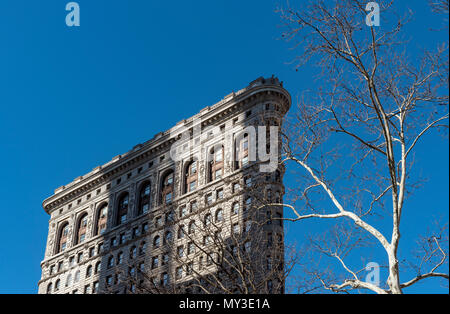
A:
[42,79,290,214]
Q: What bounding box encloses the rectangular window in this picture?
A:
[93,282,99,293]
[216,189,223,199]
[180,206,187,217]
[216,148,223,162]
[176,267,183,280]
[204,236,212,245]
[165,192,172,204]
[190,162,197,174]
[133,227,139,238]
[232,223,239,234]
[177,246,184,257]
[162,254,169,266]
[152,256,159,269]
[188,242,195,255]
[186,262,193,275]
[106,275,113,286]
[98,243,104,254]
[119,233,126,244]
[245,220,252,232]
[243,139,248,150]
[206,194,213,205]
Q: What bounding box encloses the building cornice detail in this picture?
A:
[42,77,290,214]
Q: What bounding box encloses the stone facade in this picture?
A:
[38,76,291,294]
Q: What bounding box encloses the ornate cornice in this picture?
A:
[42,77,291,214]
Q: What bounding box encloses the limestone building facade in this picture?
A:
[38,76,291,294]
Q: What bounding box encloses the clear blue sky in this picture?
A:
[0,1,447,293]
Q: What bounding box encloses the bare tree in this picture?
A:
[109,178,297,294]
[276,0,449,294]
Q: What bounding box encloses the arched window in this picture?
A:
[86,265,92,277]
[56,222,69,254]
[235,134,249,170]
[96,203,108,235]
[116,193,129,226]
[46,283,53,294]
[188,220,196,234]
[138,181,151,215]
[160,170,174,205]
[54,279,60,291]
[65,273,72,287]
[215,209,223,222]
[208,146,224,182]
[184,160,198,193]
[75,213,88,245]
[153,235,160,248]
